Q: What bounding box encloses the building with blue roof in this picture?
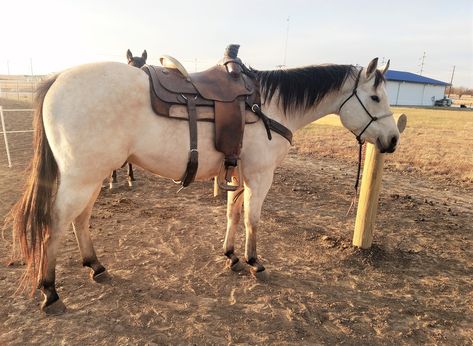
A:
[385,70,449,106]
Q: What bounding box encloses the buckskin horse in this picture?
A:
[108,49,148,189]
[10,45,400,313]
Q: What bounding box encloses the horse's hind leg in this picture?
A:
[72,185,107,281]
[127,163,136,187]
[40,180,103,314]
[223,181,245,271]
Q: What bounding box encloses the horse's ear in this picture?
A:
[126,49,133,62]
[378,59,390,75]
[142,50,147,61]
[365,57,378,80]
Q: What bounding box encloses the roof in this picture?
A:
[385,70,449,86]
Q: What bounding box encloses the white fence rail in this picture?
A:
[0,106,34,168]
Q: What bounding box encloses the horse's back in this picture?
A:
[45,62,149,116]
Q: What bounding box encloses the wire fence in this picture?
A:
[0,107,34,168]
[0,77,42,103]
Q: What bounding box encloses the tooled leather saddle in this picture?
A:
[141,44,292,191]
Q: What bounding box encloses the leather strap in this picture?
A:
[249,103,293,145]
[180,97,199,187]
[267,117,293,145]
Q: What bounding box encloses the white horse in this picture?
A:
[11,57,399,313]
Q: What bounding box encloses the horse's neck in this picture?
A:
[263,90,345,132]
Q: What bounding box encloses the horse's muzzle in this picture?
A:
[377,135,398,154]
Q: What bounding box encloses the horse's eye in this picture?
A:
[371,95,380,102]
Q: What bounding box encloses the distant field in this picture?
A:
[294,107,473,185]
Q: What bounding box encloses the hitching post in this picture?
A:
[353,114,407,248]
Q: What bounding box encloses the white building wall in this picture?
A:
[422,85,446,105]
[397,82,424,106]
[386,81,401,105]
[386,81,446,106]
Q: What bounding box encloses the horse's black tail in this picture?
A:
[9,74,59,294]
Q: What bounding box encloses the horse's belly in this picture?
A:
[128,117,223,181]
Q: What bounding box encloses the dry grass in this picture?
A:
[294,106,473,186]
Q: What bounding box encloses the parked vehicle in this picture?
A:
[434,97,453,107]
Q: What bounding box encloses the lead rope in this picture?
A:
[346,140,364,217]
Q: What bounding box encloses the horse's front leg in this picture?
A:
[223,178,245,271]
[243,171,274,275]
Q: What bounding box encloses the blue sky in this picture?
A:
[1,0,472,87]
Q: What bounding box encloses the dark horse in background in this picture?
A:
[108,49,148,189]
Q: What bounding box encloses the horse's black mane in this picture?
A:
[251,64,358,113]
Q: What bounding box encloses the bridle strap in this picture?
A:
[338,70,361,112]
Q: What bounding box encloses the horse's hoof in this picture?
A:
[127,180,136,187]
[41,298,66,315]
[91,268,110,283]
[226,258,245,272]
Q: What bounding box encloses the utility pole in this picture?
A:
[448,65,455,97]
[418,51,426,75]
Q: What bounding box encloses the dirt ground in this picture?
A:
[0,100,472,344]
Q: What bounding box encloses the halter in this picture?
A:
[339,69,393,144]
[339,69,393,215]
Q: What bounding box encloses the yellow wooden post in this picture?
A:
[352,114,407,249]
[352,143,385,248]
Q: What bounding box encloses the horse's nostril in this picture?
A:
[390,136,398,146]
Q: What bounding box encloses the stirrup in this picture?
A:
[217,160,242,191]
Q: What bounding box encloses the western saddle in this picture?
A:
[142,44,292,191]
